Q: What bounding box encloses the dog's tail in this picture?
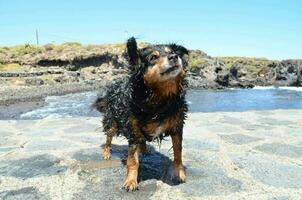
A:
[92,96,107,113]
[92,88,108,113]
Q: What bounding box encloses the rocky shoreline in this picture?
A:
[0,43,301,105]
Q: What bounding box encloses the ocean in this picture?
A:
[20,87,302,120]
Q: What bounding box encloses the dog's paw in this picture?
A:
[173,163,186,183]
[178,167,186,183]
[102,147,111,160]
[123,179,138,192]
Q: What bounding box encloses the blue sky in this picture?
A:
[0,0,301,60]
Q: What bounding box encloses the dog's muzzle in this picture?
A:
[160,55,182,75]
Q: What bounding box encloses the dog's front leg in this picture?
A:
[171,133,186,183]
[123,143,140,191]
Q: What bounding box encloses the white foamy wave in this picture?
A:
[20,91,99,120]
[278,87,302,92]
[253,86,302,92]
[253,86,277,90]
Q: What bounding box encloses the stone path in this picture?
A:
[0,110,302,200]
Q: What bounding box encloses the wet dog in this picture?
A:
[94,37,189,191]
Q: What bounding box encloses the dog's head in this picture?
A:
[127,37,189,97]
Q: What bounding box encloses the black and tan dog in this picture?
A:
[94,37,188,191]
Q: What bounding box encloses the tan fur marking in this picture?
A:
[143,111,183,137]
[152,50,160,57]
[102,123,118,160]
[171,134,186,182]
[164,47,172,53]
[124,144,140,191]
[144,59,185,100]
[102,146,111,160]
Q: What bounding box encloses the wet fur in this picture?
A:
[94,37,189,190]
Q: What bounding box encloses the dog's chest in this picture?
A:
[142,119,174,140]
[150,126,164,139]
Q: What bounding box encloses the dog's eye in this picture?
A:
[149,54,159,61]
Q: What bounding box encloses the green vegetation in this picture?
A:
[43,43,56,51]
[188,58,208,72]
[188,50,209,72]
[219,57,271,69]
[218,57,273,77]
[0,42,277,80]
[0,63,21,71]
[62,42,82,47]
[112,43,126,49]
[11,44,43,56]
[0,47,9,54]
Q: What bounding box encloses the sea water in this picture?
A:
[20,87,302,120]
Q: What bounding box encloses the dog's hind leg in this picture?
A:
[102,125,117,160]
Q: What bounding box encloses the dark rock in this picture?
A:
[37,59,70,67]
[25,78,44,86]
[275,60,302,86]
[54,74,78,83]
[216,71,230,87]
[0,72,44,77]
[230,67,238,78]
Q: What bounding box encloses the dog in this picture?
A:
[94,37,189,191]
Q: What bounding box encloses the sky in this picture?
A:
[0,0,301,60]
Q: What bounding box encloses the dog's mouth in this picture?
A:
[160,65,179,75]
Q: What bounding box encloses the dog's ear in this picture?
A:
[127,37,140,67]
[170,44,189,67]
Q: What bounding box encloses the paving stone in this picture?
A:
[178,166,242,196]
[183,138,219,151]
[259,118,295,126]
[63,123,99,134]
[0,131,13,137]
[288,128,302,136]
[62,135,101,145]
[269,196,291,200]
[218,116,249,125]
[254,143,302,158]
[205,125,240,133]
[0,154,66,178]
[0,111,302,199]
[0,147,17,153]
[72,148,104,162]
[25,140,76,152]
[242,123,274,131]
[0,187,48,200]
[0,137,20,147]
[74,176,157,200]
[219,134,262,145]
[22,128,59,137]
[231,154,302,188]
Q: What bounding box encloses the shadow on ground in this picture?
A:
[71,144,182,199]
[73,144,181,184]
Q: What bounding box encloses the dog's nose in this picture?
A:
[168,54,178,61]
